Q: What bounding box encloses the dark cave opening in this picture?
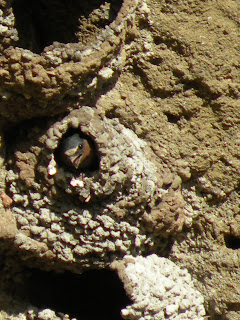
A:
[224,234,240,250]
[12,0,123,53]
[165,113,181,123]
[26,268,131,320]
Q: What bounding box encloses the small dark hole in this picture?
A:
[165,113,181,124]
[145,204,151,214]
[27,268,131,320]
[162,183,172,190]
[12,0,123,53]
[154,199,161,206]
[105,108,118,119]
[150,57,163,66]
[224,234,240,250]
[153,36,163,45]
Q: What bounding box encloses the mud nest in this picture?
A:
[12,0,123,53]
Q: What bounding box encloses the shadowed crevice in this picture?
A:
[12,0,123,53]
[26,268,131,320]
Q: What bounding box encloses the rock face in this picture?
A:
[0,0,240,319]
[112,254,206,320]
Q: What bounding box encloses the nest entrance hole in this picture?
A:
[54,128,100,173]
[12,0,123,53]
[27,268,130,319]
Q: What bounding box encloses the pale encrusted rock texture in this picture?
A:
[112,254,206,320]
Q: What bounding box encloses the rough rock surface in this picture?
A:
[112,254,206,320]
[0,0,240,319]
